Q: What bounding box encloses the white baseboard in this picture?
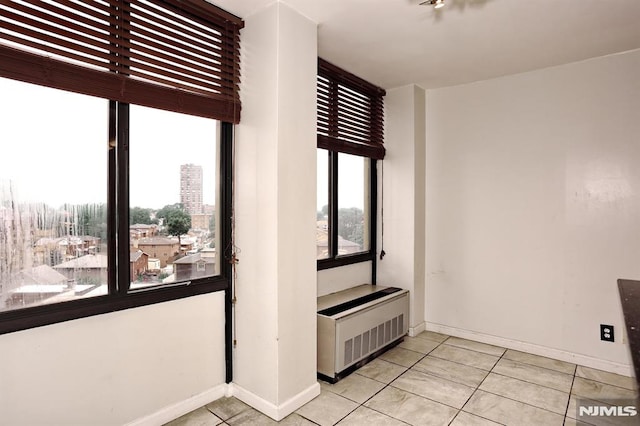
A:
[426,322,633,377]
[127,380,321,425]
[125,383,228,426]
[409,321,426,337]
[231,381,320,421]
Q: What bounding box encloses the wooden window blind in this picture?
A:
[0,0,242,122]
[317,58,385,160]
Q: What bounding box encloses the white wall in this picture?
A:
[317,262,371,297]
[0,293,226,425]
[233,2,319,419]
[425,49,640,369]
[378,84,427,333]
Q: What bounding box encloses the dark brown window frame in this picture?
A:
[317,59,384,272]
[0,94,234,334]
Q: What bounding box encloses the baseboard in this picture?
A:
[231,381,320,421]
[125,383,228,426]
[409,321,426,337]
[426,322,633,377]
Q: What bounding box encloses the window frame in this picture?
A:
[0,94,233,335]
[317,150,378,271]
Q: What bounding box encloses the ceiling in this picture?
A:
[212,0,640,90]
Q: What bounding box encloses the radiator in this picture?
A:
[317,284,409,382]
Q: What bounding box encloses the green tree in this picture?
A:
[317,204,329,220]
[156,203,185,221]
[130,207,155,225]
[338,207,364,247]
[166,210,191,247]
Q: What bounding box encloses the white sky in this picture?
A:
[1,77,364,212]
[317,150,367,211]
[1,77,217,210]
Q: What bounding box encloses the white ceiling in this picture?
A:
[212,0,640,90]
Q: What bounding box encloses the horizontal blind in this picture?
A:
[0,0,242,122]
[317,58,385,160]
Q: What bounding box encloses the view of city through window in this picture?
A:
[0,78,219,312]
[317,150,370,259]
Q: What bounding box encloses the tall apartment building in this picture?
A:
[179,164,203,214]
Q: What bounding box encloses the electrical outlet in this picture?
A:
[600,324,614,342]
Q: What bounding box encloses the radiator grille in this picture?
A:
[343,313,406,367]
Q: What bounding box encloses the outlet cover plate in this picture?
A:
[600,324,614,342]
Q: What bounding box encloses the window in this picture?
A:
[316,59,385,269]
[0,0,242,334]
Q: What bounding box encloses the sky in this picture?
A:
[317,150,367,212]
[1,76,364,212]
[1,77,217,210]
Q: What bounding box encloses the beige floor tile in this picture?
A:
[443,337,506,357]
[572,377,638,403]
[320,373,385,403]
[576,366,637,391]
[336,406,405,425]
[502,349,576,374]
[295,391,358,426]
[226,408,314,425]
[449,411,502,426]
[412,355,489,388]
[430,344,500,371]
[398,336,441,354]
[165,407,223,426]
[355,358,407,384]
[391,369,475,409]
[414,330,450,343]
[463,390,565,426]
[492,358,573,392]
[206,398,251,421]
[479,373,569,414]
[378,346,425,367]
[563,417,591,426]
[364,386,458,426]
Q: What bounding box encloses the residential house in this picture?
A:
[53,253,108,285]
[137,237,180,268]
[173,249,216,281]
[130,250,149,281]
[130,223,158,240]
[3,265,70,310]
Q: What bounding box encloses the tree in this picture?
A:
[156,203,185,221]
[317,204,329,220]
[338,207,364,247]
[130,207,155,225]
[167,211,191,238]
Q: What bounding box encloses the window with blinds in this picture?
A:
[0,0,242,122]
[317,58,385,160]
[316,59,382,270]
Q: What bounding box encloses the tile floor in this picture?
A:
[165,331,638,425]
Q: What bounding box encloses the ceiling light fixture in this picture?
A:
[420,0,445,9]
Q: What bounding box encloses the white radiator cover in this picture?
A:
[317,284,410,380]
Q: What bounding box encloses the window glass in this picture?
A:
[337,153,370,255]
[0,77,108,312]
[317,149,329,259]
[129,105,219,289]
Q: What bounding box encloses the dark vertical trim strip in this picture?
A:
[221,122,234,383]
[117,103,131,293]
[329,152,339,258]
[108,100,117,295]
[370,159,378,285]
